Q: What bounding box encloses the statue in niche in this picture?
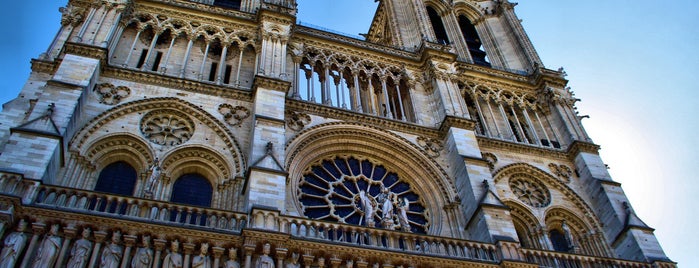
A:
[285,252,300,268]
[145,158,161,198]
[224,247,240,268]
[32,224,62,268]
[254,243,275,268]
[0,220,28,268]
[191,243,210,268]
[99,231,123,268]
[395,196,411,232]
[561,220,575,250]
[131,235,153,268]
[356,190,377,227]
[377,187,395,228]
[162,240,183,268]
[67,227,93,268]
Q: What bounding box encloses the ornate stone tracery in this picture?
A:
[95,83,131,105]
[140,109,195,146]
[218,104,250,127]
[509,175,550,208]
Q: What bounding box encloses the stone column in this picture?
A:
[120,234,137,268]
[55,225,77,268]
[275,247,287,268]
[183,242,195,268]
[212,246,225,268]
[87,230,109,268]
[19,222,46,268]
[180,36,195,78]
[153,238,167,268]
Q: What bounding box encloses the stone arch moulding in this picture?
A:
[493,163,604,235]
[284,122,457,236]
[82,133,154,173]
[68,97,246,175]
[453,1,486,22]
[160,145,233,186]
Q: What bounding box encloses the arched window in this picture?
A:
[170,173,213,207]
[426,6,450,45]
[458,15,490,67]
[549,229,571,252]
[94,161,137,196]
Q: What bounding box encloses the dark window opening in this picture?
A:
[426,7,450,45]
[224,65,232,84]
[550,229,571,252]
[171,173,212,207]
[458,15,490,67]
[209,62,218,82]
[213,0,241,10]
[94,161,137,196]
[136,49,148,69]
[464,93,485,135]
[151,52,163,72]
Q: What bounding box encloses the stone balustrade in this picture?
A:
[521,248,660,268]
[31,184,248,232]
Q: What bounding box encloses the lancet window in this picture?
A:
[171,173,213,207]
[460,83,562,149]
[294,53,415,122]
[426,6,450,45]
[458,15,490,67]
[111,15,257,89]
[94,161,138,196]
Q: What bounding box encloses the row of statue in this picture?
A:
[356,187,411,232]
[0,220,246,268]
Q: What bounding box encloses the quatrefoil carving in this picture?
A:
[95,83,130,105]
[218,104,250,127]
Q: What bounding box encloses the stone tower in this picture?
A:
[0,0,673,267]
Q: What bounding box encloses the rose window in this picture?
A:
[509,176,551,208]
[298,156,429,233]
[140,110,195,146]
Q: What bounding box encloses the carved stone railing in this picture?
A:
[521,248,656,268]
[274,214,500,263]
[30,184,248,232]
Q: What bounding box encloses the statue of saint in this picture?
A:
[67,227,93,268]
[377,187,394,228]
[0,220,28,268]
[561,220,575,250]
[162,240,183,268]
[344,259,353,268]
[145,158,161,196]
[99,231,123,268]
[191,243,210,268]
[32,224,62,268]
[131,235,153,268]
[285,252,300,268]
[357,190,376,227]
[224,247,240,268]
[254,243,274,268]
[396,196,411,232]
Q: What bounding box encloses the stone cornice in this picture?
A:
[566,140,601,157]
[253,75,291,93]
[418,41,458,64]
[531,67,569,89]
[63,42,108,66]
[140,0,256,21]
[438,116,477,134]
[30,59,58,75]
[285,99,441,138]
[477,137,569,161]
[102,66,254,102]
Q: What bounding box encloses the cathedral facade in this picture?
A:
[0,0,673,267]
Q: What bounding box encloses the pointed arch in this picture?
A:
[285,122,457,236]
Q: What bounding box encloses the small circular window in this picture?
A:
[509,176,551,208]
[298,156,429,233]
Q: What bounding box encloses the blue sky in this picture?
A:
[1,0,696,266]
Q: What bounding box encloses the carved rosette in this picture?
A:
[286,111,311,131]
[217,104,250,127]
[509,176,551,208]
[548,163,573,183]
[416,136,443,158]
[140,110,195,146]
[95,83,131,105]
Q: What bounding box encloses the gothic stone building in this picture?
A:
[0,0,673,267]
